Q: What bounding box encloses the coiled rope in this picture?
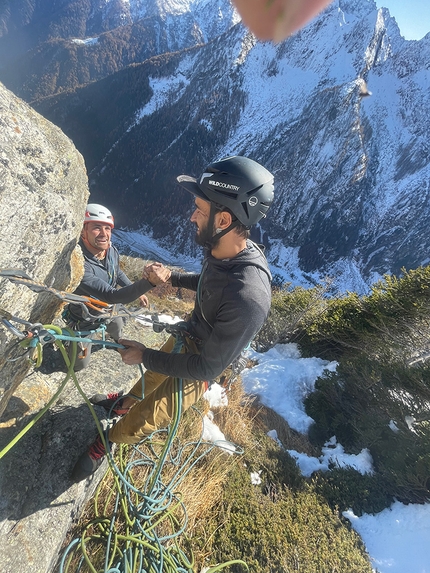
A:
[0,319,248,572]
[58,332,248,572]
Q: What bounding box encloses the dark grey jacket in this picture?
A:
[143,240,272,381]
[74,239,153,304]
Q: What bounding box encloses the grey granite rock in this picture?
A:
[0,81,166,573]
[0,80,89,418]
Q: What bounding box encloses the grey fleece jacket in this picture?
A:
[74,240,153,304]
[142,240,272,381]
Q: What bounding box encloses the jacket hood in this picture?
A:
[206,240,272,281]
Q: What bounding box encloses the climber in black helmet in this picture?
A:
[64,203,170,371]
[72,156,275,481]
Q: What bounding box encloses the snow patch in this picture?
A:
[71,37,99,45]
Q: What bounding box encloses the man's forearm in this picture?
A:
[79,277,154,304]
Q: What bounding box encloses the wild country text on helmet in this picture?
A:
[202,176,240,193]
[200,173,261,211]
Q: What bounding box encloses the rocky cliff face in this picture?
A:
[0,80,93,573]
[0,81,155,573]
[0,80,89,416]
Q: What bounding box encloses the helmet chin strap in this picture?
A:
[212,220,240,241]
[204,204,240,249]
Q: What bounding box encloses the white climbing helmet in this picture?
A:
[83,204,114,227]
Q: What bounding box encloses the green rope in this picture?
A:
[1,321,248,572]
[0,325,77,460]
[58,334,247,573]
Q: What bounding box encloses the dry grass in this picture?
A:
[146,285,195,318]
[180,381,258,530]
[120,253,196,318]
[119,254,151,281]
[58,375,287,572]
[250,399,319,457]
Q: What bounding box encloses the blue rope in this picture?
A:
[58,332,247,573]
[0,315,248,572]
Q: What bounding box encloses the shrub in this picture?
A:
[312,468,393,516]
[305,356,430,504]
[201,464,373,573]
[254,283,329,351]
[297,266,430,361]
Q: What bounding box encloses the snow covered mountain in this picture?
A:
[3,0,430,292]
[0,0,238,99]
[0,0,238,45]
[122,0,240,47]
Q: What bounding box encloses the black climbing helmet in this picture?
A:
[177,156,274,227]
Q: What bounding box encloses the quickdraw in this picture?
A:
[0,269,202,343]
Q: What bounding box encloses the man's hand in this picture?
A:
[118,339,146,365]
[139,294,149,307]
[143,262,171,286]
[232,0,332,42]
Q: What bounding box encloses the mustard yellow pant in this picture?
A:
[108,335,205,444]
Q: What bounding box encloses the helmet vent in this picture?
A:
[241,201,249,218]
[216,189,239,199]
[246,184,263,196]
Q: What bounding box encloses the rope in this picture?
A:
[58,333,248,573]
[0,313,248,572]
[0,313,193,459]
[0,317,125,457]
[0,326,77,460]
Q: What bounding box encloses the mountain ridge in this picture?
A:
[0,0,238,99]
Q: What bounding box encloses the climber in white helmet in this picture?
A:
[64,203,170,371]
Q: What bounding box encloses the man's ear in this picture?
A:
[216,210,233,230]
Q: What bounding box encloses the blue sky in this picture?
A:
[376,0,430,40]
